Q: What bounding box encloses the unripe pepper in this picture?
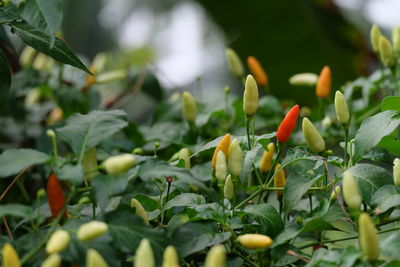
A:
[289,73,318,87]
[204,245,226,267]
[77,221,108,241]
[276,105,300,143]
[330,185,341,201]
[86,249,108,267]
[19,45,37,68]
[46,230,70,254]
[302,118,325,153]
[95,70,127,84]
[212,134,231,169]
[225,48,244,78]
[227,138,243,176]
[182,91,197,123]
[47,173,67,220]
[178,148,191,169]
[215,151,227,183]
[393,158,400,186]
[342,171,361,209]
[83,147,98,182]
[315,66,331,99]
[224,175,234,200]
[237,234,273,249]
[334,91,350,124]
[274,164,286,196]
[243,74,259,116]
[379,35,395,67]
[260,143,274,173]
[2,243,21,267]
[131,198,149,224]
[102,154,136,176]
[162,245,179,267]
[359,213,380,262]
[134,239,155,267]
[247,56,268,86]
[370,25,381,53]
[41,253,61,267]
[392,26,400,54]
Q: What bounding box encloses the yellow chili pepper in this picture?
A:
[182,91,197,123]
[260,143,274,173]
[228,139,243,176]
[77,221,108,241]
[224,175,234,200]
[225,48,244,78]
[274,164,286,196]
[204,245,226,267]
[2,243,21,267]
[178,148,191,169]
[215,150,227,183]
[342,171,361,209]
[131,198,149,224]
[370,24,381,53]
[302,118,325,153]
[237,234,273,249]
[102,154,136,176]
[162,246,180,267]
[46,230,70,254]
[359,213,380,262]
[334,91,350,124]
[393,158,400,186]
[41,253,61,267]
[243,74,259,116]
[134,239,155,267]
[212,134,231,169]
[379,35,395,67]
[87,249,108,267]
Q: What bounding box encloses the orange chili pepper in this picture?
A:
[315,66,331,98]
[211,134,231,169]
[276,105,300,143]
[47,173,67,220]
[247,56,268,86]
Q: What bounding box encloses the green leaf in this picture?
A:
[20,0,62,48]
[56,110,128,156]
[371,185,400,214]
[272,223,302,246]
[301,217,337,232]
[381,96,400,111]
[170,221,231,257]
[379,135,400,156]
[0,48,11,108]
[0,149,49,178]
[381,232,400,260]
[0,4,19,23]
[12,22,91,73]
[240,146,260,184]
[354,110,400,162]
[346,163,393,204]
[0,204,32,218]
[165,193,206,210]
[244,203,284,237]
[56,164,84,184]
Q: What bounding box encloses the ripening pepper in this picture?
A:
[289,73,318,87]
[379,35,395,67]
[260,143,274,173]
[204,245,226,267]
[86,249,108,267]
[83,147,98,182]
[182,91,197,123]
[47,173,67,220]
[77,221,108,241]
[225,48,244,78]
[276,105,300,143]
[41,253,61,267]
[178,148,191,169]
[215,151,227,183]
[2,243,21,267]
[393,158,400,186]
[392,26,400,54]
[334,91,350,124]
[131,198,149,224]
[302,118,325,153]
[237,234,273,249]
[274,164,286,196]
[212,134,231,169]
[370,25,381,53]
[102,154,136,176]
[330,185,341,201]
[95,70,127,84]
[227,139,243,176]
[315,66,331,99]
[247,56,268,86]
[243,75,259,116]
[342,171,362,209]
[46,230,70,254]
[359,213,380,262]
[47,107,64,126]
[223,175,234,200]
[162,246,180,267]
[134,239,155,267]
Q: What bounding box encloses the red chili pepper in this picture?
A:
[276,105,300,143]
[47,173,67,220]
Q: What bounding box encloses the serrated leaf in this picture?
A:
[0,204,32,218]
[165,193,206,210]
[371,185,400,214]
[244,203,284,237]
[0,48,10,108]
[0,149,49,178]
[56,110,128,157]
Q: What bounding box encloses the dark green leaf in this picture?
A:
[0,4,19,23]
[56,163,83,184]
[0,48,10,108]
[381,96,400,112]
[381,232,400,260]
[244,203,284,237]
[240,146,260,184]
[0,149,49,178]
[301,217,337,232]
[273,223,302,246]
[371,185,400,214]
[0,204,32,218]
[165,193,206,210]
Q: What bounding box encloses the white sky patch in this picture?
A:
[365,0,400,29]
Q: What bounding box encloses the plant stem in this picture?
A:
[309,194,313,216]
[343,126,349,168]
[245,116,252,150]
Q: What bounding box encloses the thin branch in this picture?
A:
[0,166,32,202]
[3,217,13,240]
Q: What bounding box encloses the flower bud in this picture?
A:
[302,118,325,153]
[315,66,331,99]
[134,239,155,267]
[342,171,361,209]
[225,48,244,78]
[204,244,226,267]
[392,26,400,54]
[215,151,227,183]
[178,148,191,169]
[223,175,234,200]
[224,86,230,94]
[334,91,350,124]
[95,70,127,84]
[182,91,197,123]
[260,143,274,173]
[41,253,61,267]
[37,188,46,198]
[393,158,400,186]
[46,129,56,138]
[247,56,268,86]
[162,246,179,267]
[274,164,286,196]
[237,234,273,249]
[227,139,243,176]
[370,25,381,53]
[83,147,98,182]
[46,230,70,254]
[87,249,108,267]
[131,198,149,224]
[289,73,318,86]
[19,46,37,68]
[330,185,341,201]
[379,35,395,67]
[132,148,144,155]
[359,213,380,262]
[102,154,136,176]
[77,221,108,241]
[243,75,259,116]
[212,134,231,169]
[2,243,21,267]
